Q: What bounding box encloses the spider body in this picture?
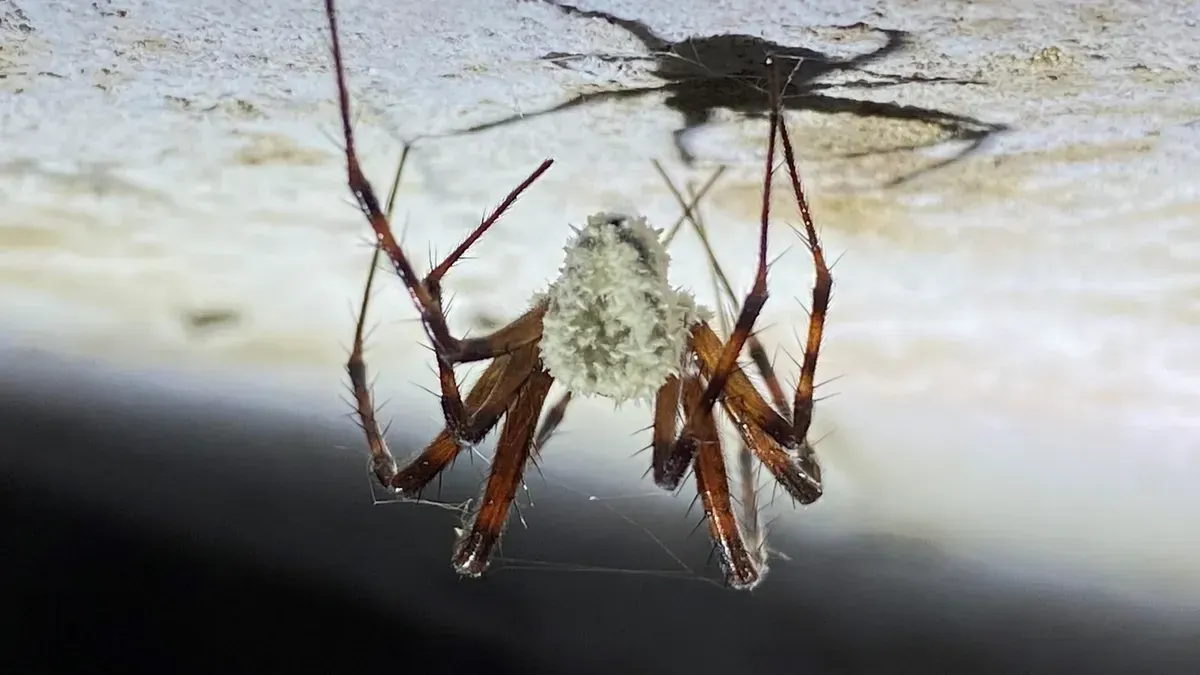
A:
[327,0,832,590]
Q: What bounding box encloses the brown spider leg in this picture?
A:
[325,0,552,440]
[723,405,821,504]
[348,249,543,496]
[688,323,820,503]
[680,184,772,545]
[680,376,762,590]
[651,375,684,488]
[341,143,545,496]
[533,391,573,452]
[654,161,790,416]
[348,245,393,481]
[347,147,414,485]
[453,355,554,577]
[390,343,545,497]
[675,66,782,459]
[688,197,770,553]
[659,164,819,503]
[777,113,833,448]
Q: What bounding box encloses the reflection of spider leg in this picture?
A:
[855,67,987,86]
[664,92,717,166]
[807,74,984,92]
[832,27,907,69]
[445,84,667,137]
[537,0,670,51]
[791,93,1007,184]
[540,50,656,68]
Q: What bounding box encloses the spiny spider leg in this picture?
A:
[533,391,573,453]
[343,153,546,497]
[681,175,767,548]
[349,251,540,496]
[453,349,554,577]
[650,375,683,487]
[397,347,544,497]
[656,159,820,503]
[346,148,411,486]
[675,62,782,453]
[325,0,553,442]
[776,109,833,450]
[653,162,790,415]
[680,375,760,589]
[670,59,825,505]
[687,324,820,503]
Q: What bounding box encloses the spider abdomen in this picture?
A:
[538,212,706,404]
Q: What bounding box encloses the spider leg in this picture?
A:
[326,0,553,441]
[679,181,772,546]
[734,430,767,561]
[653,162,790,415]
[682,84,834,503]
[675,62,826,502]
[676,63,783,454]
[688,324,822,503]
[650,375,685,489]
[789,92,1006,184]
[350,277,542,497]
[680,376,763,590]
[722,405,822,504]
[346,146,415,487]
[452,355,554,577]
[391,344,545,497]
[532,391,573,452]
[776,108,832,452]
[348,245,392,481]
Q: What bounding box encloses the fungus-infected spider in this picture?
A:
[327,0,832,590]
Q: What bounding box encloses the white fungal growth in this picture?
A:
[537,212,709,404]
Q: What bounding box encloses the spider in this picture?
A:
[326,0,831,590]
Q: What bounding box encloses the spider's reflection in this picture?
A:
[452,0,1008,184]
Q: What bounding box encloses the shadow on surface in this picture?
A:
[3,355,1197,674]
[449,0,1006,184]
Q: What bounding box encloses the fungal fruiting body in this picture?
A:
[538,212,709,404]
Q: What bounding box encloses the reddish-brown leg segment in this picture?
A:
[325,0,552,445]
[452,354,555,576]
[674,66,782,461]
[777,115,833,448]
[689,323,821,504]
[680,376,762,589]
[655,164,791,416]
[671,57,831,510]
[651,375,684,489]
[349,255,547,497]
[339,141,550,500]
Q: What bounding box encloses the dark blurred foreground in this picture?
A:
[4,354,1199,674]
